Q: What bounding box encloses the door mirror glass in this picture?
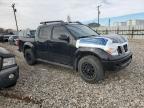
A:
[59,34,69,42]
[27,33,31,37]
[27,33,35,38]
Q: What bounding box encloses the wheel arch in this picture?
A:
[23,42,35,56]
[73,48,109,71]
[74,51,102,71]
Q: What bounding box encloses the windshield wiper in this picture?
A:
[79,35,96,38]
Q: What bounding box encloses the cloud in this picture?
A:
[0,0,144,29]
[0,0,7,6]
[101,0,111,5]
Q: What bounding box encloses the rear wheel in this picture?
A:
[78,55,104,83]
[24,49,36,65]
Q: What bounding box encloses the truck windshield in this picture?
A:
[66,24,99,38]
[30,30,36,37]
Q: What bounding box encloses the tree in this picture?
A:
[0,28,4,33]
[88,23,100,28]
[67,15,71,22]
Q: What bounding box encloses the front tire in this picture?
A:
[78,56,104,84]
[24,49,36,65]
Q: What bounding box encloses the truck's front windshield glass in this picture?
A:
[66,24,99,38]
[30,30,36,37]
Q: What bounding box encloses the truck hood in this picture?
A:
[102,34,127,43]
[76,34,127,48]
[0,47,14,58]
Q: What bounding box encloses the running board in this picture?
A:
[37,59,73,69]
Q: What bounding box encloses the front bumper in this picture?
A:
[0,65,19,88]
[102,52,132,71]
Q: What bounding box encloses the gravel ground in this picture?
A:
[0,40,144,108]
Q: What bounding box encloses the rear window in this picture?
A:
[39,26,52,39]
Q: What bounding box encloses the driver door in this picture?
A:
[48,25,73,65]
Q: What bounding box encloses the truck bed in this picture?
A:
[18,37,35,52]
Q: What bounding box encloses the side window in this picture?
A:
[52,26,69,40]
[39,26,52,40]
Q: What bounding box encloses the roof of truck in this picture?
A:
[39,20,83,26]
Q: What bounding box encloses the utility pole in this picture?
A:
[97,5,101,26]
[67,15,71,22]
[11,3,18,32]
[108,18,111,27]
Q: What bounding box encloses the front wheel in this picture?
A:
[78,56,104,84]
[24,49,36,65]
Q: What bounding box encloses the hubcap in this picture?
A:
[81,62,95,79]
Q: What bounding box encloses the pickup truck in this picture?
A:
[18,21,132,83]
[0,47,19,88]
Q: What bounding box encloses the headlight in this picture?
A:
[104,47,118,56]
[3,57,16,67]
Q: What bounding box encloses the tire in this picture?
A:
[24,49,36,65]
[78,55,104,84]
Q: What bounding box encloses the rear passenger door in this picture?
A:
[36,26,52,60]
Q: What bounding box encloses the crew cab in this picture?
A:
[18,21,132,83]
[0,47,19,88]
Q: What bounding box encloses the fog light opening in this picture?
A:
[9,74,15,79]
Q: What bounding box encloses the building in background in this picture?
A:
[113,22,127,26]
[127,20,144,26]
[113,19,144,26]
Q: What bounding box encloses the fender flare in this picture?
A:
[73,47,110,70]
[23,42,35,53]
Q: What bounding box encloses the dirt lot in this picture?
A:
[0,40,144,108]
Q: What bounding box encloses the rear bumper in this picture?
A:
[102,52,132,71]
[0,66,19,88]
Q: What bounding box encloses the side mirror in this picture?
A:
[59,34,69,42]
[27,34,34,38]
[27,34,31,37]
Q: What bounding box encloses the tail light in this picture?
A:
[15,39,19,46]
[15,39,21,52]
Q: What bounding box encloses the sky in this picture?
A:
[86,12,144,26]
[0,0,144,29]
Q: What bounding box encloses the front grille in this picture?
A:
[123,44,128,52]
[117,46,122,54]
[117,44,128,54]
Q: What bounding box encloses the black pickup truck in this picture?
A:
[0,47,19,88]
[18,21,132,83]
